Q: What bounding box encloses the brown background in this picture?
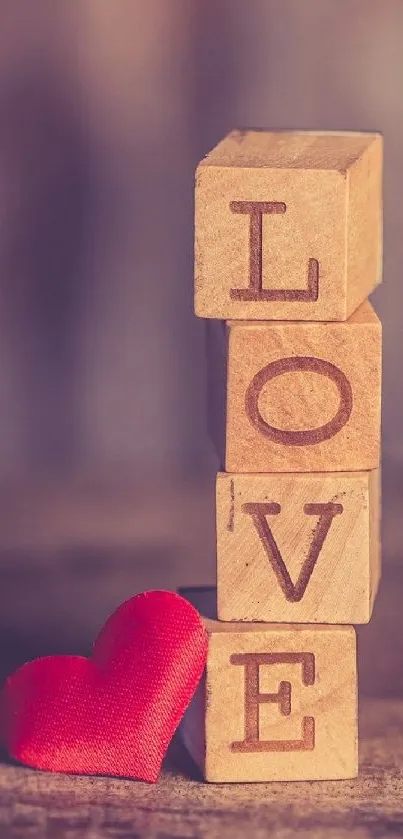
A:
[0,1,402,696]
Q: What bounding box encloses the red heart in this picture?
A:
[1,590,207,782]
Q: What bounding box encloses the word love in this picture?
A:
[189,129,382,784]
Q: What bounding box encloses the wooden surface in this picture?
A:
[195,130,382,322]
[181,588,358,782]
[216,469,380,623]
[0,698,401,838]
[222,302,381,472]
[0,475,400,836]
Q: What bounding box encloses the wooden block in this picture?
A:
[216,469,380,624]
[213,301,381,473]
[195,130,382,322]
[180,588,358,782]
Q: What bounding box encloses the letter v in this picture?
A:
[242,502,343,602]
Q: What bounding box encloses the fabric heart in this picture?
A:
[1,590,207,782]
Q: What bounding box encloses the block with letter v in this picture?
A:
[216,470,380,624]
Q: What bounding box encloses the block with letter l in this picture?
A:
[195,129,382,322]
[180,588,358,782]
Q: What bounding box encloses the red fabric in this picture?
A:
[1,590,208,782]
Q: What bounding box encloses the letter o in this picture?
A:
[245,356,353,446]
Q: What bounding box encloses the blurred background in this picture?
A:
[0,1,401,696]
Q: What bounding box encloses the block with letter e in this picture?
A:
[195,129,382,322]
[208,301,381,473]
[180,588,358,782]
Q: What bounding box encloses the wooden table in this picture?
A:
[0,700,402,839]
[0,476,402,837]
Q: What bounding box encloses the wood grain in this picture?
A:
[180,588,358,782]
[195,130,382,322]
[216,469,380,624]
[214,301,382,472]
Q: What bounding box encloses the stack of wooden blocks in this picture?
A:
[181,130,382,783]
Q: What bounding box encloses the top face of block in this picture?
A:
[201,130,379,170]
[195,130,382,321]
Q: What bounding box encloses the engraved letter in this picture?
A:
[245,356,353,445]
[229,200,319,302]
[242,501,343,601]
[230,652,315,753]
